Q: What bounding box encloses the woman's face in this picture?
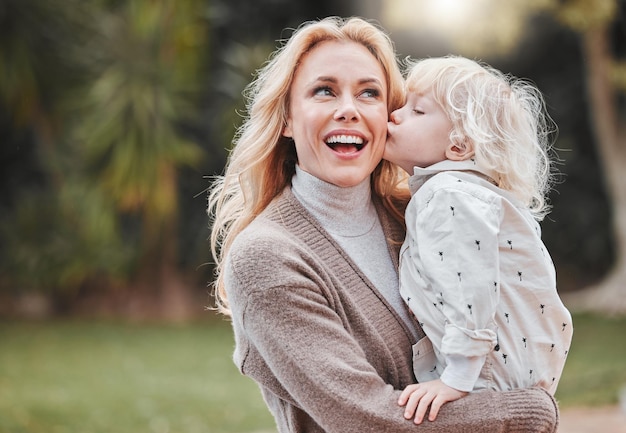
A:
[283,40,389,187]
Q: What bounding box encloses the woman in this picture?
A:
[209,16,558,432]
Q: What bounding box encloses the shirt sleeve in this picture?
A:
[441,354,485,392]
[414,185,501,390]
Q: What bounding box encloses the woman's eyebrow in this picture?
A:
[310,76,383,86]
[311,76,337,84]
[358,77,384,86]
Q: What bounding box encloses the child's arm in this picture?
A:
[409,181,502,389]
[398,379,468,424]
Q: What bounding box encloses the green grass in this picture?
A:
[0,318,275,433]
[0,313,624,433]
[554,313,626,407]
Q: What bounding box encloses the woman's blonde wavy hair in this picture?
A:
[404,55,557,220]
[208,17,408,315]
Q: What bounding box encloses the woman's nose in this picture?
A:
[333,96,359,121]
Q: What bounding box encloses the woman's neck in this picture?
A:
[291,166,377,237]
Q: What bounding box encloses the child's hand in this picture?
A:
[398,379,468,424]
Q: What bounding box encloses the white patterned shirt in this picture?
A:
[400,160,573,394]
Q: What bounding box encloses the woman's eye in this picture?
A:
[313,86,334,97]
[361,89,380,98]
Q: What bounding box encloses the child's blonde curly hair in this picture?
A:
[405,55,557,220]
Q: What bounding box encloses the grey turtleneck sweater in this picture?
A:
[291,166,419,340]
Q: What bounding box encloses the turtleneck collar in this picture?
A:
[291,165,378,237]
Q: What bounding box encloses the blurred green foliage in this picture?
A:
[0,0,624,316]
[0,0,209,300]
[0,185,131,294]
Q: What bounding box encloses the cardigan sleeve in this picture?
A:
[234,286,557,433]
[224,225,558,433]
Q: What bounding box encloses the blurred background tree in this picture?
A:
[0,0,624,319]
[70,0,208,320]
[0,0,133,314]
[0,0,211,319]
[551,0,626,314]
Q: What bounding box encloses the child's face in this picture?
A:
[384,89,453,174]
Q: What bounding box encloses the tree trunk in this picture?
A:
[130,166,197,322]
[157,213,198,323]
[562,26,626,315]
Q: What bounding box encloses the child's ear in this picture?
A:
[446,139,475,161]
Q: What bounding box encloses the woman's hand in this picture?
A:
[398,379,468,424]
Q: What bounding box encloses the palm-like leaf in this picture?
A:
[77,0,205,222]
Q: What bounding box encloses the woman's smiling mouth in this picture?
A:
[325,134,365,153]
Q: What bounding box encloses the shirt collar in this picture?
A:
[408,159,500,194]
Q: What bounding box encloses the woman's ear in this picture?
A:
[446,139,475,161]
[283,119,293,138]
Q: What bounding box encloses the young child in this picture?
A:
[383,56,573,424]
